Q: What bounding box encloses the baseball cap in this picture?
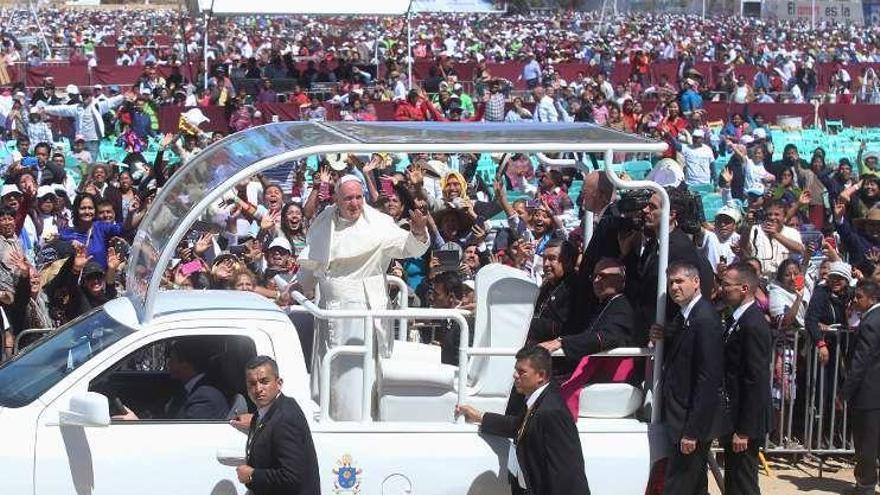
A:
[81,261,105,277]
[65,84,80,95]
[715,205,742,224]
[1,184,22,197]
[827,261,852,283]
[36,185,56,199]
[692,129,705,138]
[268,237,292,253]
[753,128,767,139]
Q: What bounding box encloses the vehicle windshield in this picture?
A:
[0,308,135,408]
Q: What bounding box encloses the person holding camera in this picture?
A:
[738,198,804,277]
[620,188,714,338]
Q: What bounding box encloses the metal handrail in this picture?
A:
[290,291,470,423]
[13,327,52,355]
[385,275,410,340]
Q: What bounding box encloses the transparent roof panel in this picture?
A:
[328,121,657,145]
[126,122,665,321]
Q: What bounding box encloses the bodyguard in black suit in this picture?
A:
[236,356,321,495]
[457,346,591,495]
[718,262,773,495]
[650,262,725,495]
[842,280,880,495]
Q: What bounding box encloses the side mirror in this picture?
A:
[59,392,111,427]
[216,448,246,466]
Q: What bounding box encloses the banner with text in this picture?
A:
[764,0,865,24]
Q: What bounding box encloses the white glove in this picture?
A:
[221,190,237,204]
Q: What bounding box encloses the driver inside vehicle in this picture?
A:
[113,339,230,421]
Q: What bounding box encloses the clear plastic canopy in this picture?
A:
[125,121,666,322]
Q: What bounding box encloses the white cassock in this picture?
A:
[299,203,429,421]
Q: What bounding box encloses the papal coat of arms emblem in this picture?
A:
[332,453,363,494]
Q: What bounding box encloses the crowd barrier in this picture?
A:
[763,326,854,464]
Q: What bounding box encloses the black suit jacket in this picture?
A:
[842,307,880,410]
[625,228,715,338]
[481,385,591,495]
[661,296,726,443]
[168,375,230,420]
[561,294,635,362]
[246,395,321,495]
[723,303,772,439]
[527,274,577,344]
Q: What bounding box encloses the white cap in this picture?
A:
[715,205,742,224]
[740,135,755,144]
[268,237,292,253]
[65,84,79,95]
[753,128,767,139]
[36,185,56,199]
[1,184,21,197]
[827,261,852,283]
[692,129,705,138]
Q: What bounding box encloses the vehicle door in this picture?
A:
[33,326,272,495]
[310,422,512,495]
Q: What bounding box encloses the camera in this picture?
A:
[617,189,652,214]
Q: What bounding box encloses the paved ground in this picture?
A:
[708,456,864,494]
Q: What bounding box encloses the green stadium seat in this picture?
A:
[621,160,653,180]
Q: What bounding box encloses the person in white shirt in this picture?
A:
[724,143,774,196]
[679,129,715,186]
[532,86,559,123]
[743,199,805,277]
[698,206,742,273]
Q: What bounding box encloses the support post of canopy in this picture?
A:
[602,149,669,425]
[362,316,374,423]
[406,1,414,90]
[203,3,213,91]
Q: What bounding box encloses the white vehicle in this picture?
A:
[0,122,672,495]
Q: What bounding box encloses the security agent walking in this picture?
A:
[842,280,880,495]
[456,346,590,495]
[650,262,725,495]
[236,356,321,495]
[718,263,772,495]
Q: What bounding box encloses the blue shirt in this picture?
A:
[522,60,541,82]
[680,89,703,113]
[60,221,123,269]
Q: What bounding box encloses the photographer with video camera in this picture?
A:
[620,186,714,338]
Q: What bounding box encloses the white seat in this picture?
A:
[378,264,538,422]
[578,383,643,419]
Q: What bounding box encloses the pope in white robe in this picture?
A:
[299,176,430,421]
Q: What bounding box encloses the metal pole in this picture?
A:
[702,0,706,19]
[28,1,51,56]
[603,148,670,424]
[374,35,380,83]
[583,211,594,247]
[362,316,374,423]
[406,9,413,90]
[203,13,210,91]
[811,0,816,28]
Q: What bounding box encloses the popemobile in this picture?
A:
[0,122,673,495]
